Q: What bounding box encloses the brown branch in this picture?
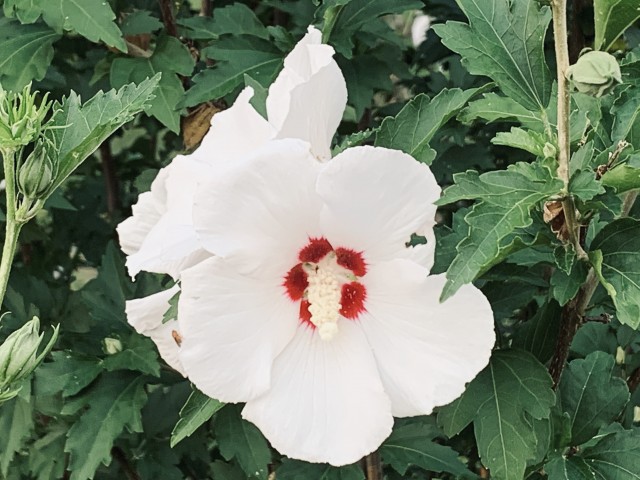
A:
[628,367,640,393]
[100,140,120,218]
[200,0,212,17]
[111,447,141,480]
[568,0,591,63]
[364,451,383,480]
[158,0,178,38]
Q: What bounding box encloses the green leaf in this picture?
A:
[492,127,551,157]
[459,93,547,131]
[120,10,163,35]
[380,419,475,478]
[579,428,640,478]
[433,0,552,111]
[64,374,147,480]
[38,0,126,51]
[277,459,364,480]
[611,86,640,146]
[28,423,67,480]
[512,300,562,363]
[375,88,484,165]
[594,0,640,51]
[325,0,422,57]
[436,162,563,300]
[545,454,593,480]
[590,218,640,329]
[45,75,159,194]
[184,36,284,108]
[602,164,640,193]
[551,261,589,306]
[178,3,268,40]
[438,350,556,480]
[559,352,630,445]
[214,404,271,479]
[101,334,160,377]
[35,351,102,397]
[162,289,180,324]
[0,392,33,476]
[171,389,224,448]
[110,36,193,132]
[0,18,59,91]
[571,323,619,358]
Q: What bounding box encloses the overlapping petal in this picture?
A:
[242,321,393,466]
[193,139,323,277]
[117,155,212,279]
[267,26,347,161]
[359,259,495,416]
[178,256,299,402]
[316,146,440,270]
[125,285,185,375]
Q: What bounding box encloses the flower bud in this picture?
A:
[0,317,56,390]
[17,140,56,199]
[567,50,622,97]
[103,337,123,355]
[0,84,51,153]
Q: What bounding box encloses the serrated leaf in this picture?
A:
[45,75,159,194]
[277,459,364,480]
[559,352,630,445]
[325,0,422,57]
[0,392,33,476]
[64,374,147,480]
[0,18,59,91]
[178,3,268,40]
[433,0,552,111]
[436,162,563,300]
[375,88,484,165]
[120,10,163,35]
[594,0,640,51]
[380,420,475,478]
[28,424,67,480]
[184,36,284,108]
[590,218,640,329]
[551,261,589,306]
[611,86,640,146]
[492,127,550,157]
[171,389,224,447]
[438,350,555,480]
[571,170,606,201]
[214,404,271,479]
[578,428,640,478]
[545,454,593,480]
[38,0,126,51]
[111,36,193,132]
[35,351,102,397]
[460,93,547,131]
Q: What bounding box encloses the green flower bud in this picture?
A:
[0,84,52,154]
[567,51,622,97]
[17,140,56,199]
[103,337,123,355]
[0,317,57,393]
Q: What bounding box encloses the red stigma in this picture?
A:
[335,248,367,277]
[283,264,308,300]
[299,237,333,263]
[299,300,313,326]
[340,282,367,319]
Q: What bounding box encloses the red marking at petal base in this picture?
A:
[299,237,333,263]
[335,248,367,277]
[340,282,366,319]
[299,300,313,326]
[284,264,308,300]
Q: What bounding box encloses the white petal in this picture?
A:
[317,146,440,271]
[193,139,323,277]
[192,87,275,164]
[118,155,213,279]
[360,259,495,417]
[178,256,299,402]
[267,26,347,161]
[125,285,185,375]
[242,321,393,466]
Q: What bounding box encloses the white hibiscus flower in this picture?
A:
[118,25,347,368]
[177,139,495,465]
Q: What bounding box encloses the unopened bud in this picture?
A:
[17,140,55,199]
[0,317,57,392]
[0,84,51,153]
[567,51,622,97]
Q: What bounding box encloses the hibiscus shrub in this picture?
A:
[0,0,639,479]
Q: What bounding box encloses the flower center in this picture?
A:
[284,238,367,341]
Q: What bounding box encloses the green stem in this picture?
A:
[0,150,22,309]
[551,0,588,261]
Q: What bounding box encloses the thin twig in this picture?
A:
[158,0,178,38]
[100,140,120,218]
[200,0,212,17]
[628,367,640,393]
[111,447,141,480]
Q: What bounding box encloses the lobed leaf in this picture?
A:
[171,389,224,448]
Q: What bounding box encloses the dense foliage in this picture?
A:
[0,0,639,479]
